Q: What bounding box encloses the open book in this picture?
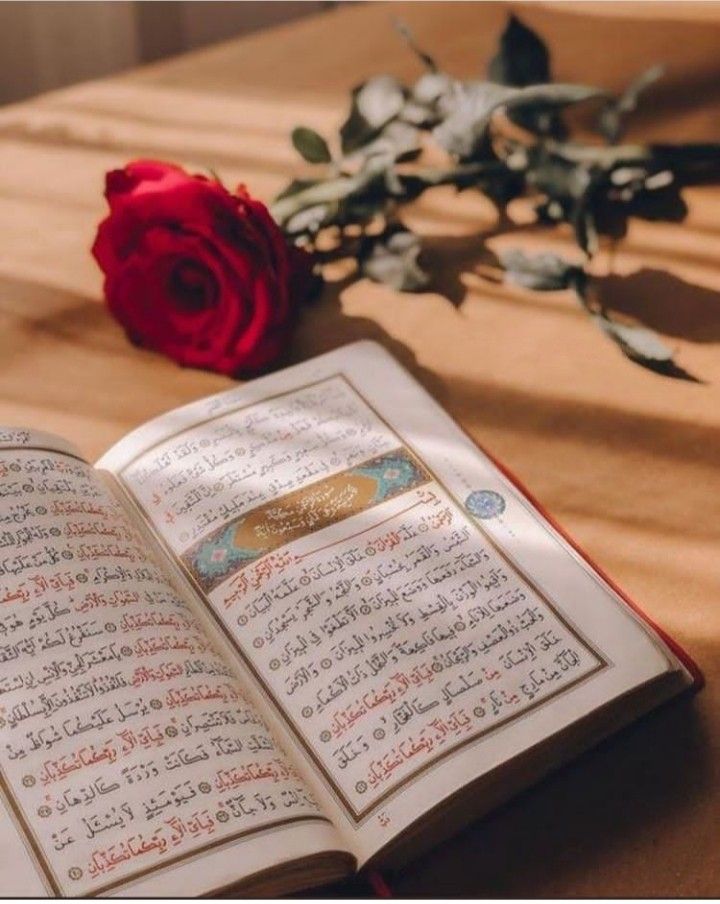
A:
[0,340,701,897]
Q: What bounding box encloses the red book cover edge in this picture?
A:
[479,443,705,691]
[363,442,704,898]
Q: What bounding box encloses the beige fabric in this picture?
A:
[0,2,718,895]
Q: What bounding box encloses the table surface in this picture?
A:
[0,1,719,896]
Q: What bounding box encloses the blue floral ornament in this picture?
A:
[465,489,506,519]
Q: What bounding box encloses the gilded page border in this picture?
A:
[115,374,608,825]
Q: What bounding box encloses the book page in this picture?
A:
[0,429,346,897]
[98,341,689,864]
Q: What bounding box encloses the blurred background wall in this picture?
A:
[0,1,333,105]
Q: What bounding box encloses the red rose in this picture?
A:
[92,160,312,375]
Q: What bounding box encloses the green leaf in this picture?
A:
[284,203,334,236]
[291,126,332,164]
[507,83,605,113]
[527,147,593,200]
[500,249,583,291]
[399,72,456,128]
[400,99,434,126]
[487,15,568,137]
[339,104,372,155]
[350,120,421,163]
[340,76,407,155]
[591,313,700,380]
[599,64,664,143]
[433,81,603,158]
[488,14,551,87]
[572,275,701,380]
[393,18,437,72]
[572,204,599,257]
[413,72,455,107]
[524,148,604,255]
[359,225,429,292]
[356,76,407,126]
[596,315,672,360]
[274,178,321,202]
[616,64,665,116]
